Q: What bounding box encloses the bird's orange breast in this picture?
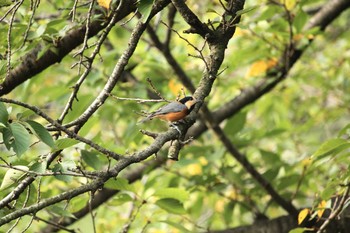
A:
[155,109,189,122]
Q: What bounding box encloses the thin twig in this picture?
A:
[0,97,121,160]
[89,191,97,233]
[33,216,76,232]
[0,164,97,179]
[19,186,34,233]
[58,0,125,123]
[73,0,95,75]
[0,1,22,23]
[108,93,168,103]
[6,185,31,233]
[120,199,145,233]
[161,21,210,72]
[69,0,79,22]
[18,0,39,50]
[317,185,350,233]
[6,0,24,79]
[146,78,170,102]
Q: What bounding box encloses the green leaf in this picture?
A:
[30,161,47,173]
[321,182,337,200]
[224,111,247,136]
[155,198,186,215]
[48,206,77,219]
[0,166,29,191]
[54,138,79,151]
[81,150,103,170]
[0,0,13,8]
[52,160,75,182]
[256,5,280,22]
[27,24,46,40]
[3,122,31,156]
[338,123,350,137]
[104,178,134,192]
[153,188,190,203]
[26,120,55,148]
[293,9,308,33]
[289,228,308,233]
[312,138,350,159]
[110,193,134,206]
[16,110,35,120]
[160,220,192,233]
[138,0,153,22]
[235,5,259,17]
[0,102,8,124]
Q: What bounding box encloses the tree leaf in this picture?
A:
[26,120,55,148]
[155,198,186,215]
[52,160,76,182]
[160,220,192,233]
[110,193,134,206]
[81,150,103,170]
[0,102,8,124]
[30,161,47,173]
[97,0,111,9]
[235,5,259,17]
[284,0,296,11]
[138,0,154,22]
[54,138,79,151]
[293,9,308,33]
[48,205,77,219]
[224,111,247,136]
[153,188,190,203]
[3,122,31,156]
[312,138,350,159]
[338,123,350,137]
[297,208,310,225]
[104,178,134,192]
[289,228,308,233]
[0,166,29,191]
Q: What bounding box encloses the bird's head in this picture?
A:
[179,96,198,112]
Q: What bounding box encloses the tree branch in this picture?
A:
[170,0,212,38]
[0,1,137,96]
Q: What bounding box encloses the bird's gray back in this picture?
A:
[154,101,186,115]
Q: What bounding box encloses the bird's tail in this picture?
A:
[137,115,153,125]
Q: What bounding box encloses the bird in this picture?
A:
[138,96,198,133]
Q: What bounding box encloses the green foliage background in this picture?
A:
[0,0,350,232]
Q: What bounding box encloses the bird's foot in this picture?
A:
[169,122,181,135]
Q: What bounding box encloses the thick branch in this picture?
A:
[305,0,350,30]
[170,0,212,38]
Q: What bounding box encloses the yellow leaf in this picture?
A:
[284,0,296,10]
[267,58,278,68]
[293,34,303,42]
[246,58,277,78]
[317,200,327,219]
[215,200,226,212]
[226,188,238,200]
[298,208,310,225]
[168,79,183,96]
[301,158,312,167]
[199,156,208,166]
[186,163,202,176]
[97,0,111,9]
[307,34,314,40]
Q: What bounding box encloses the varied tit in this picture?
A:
[138,96,198,132]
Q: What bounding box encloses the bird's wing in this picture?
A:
[137,101,186,124]
[154,101,186,115]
